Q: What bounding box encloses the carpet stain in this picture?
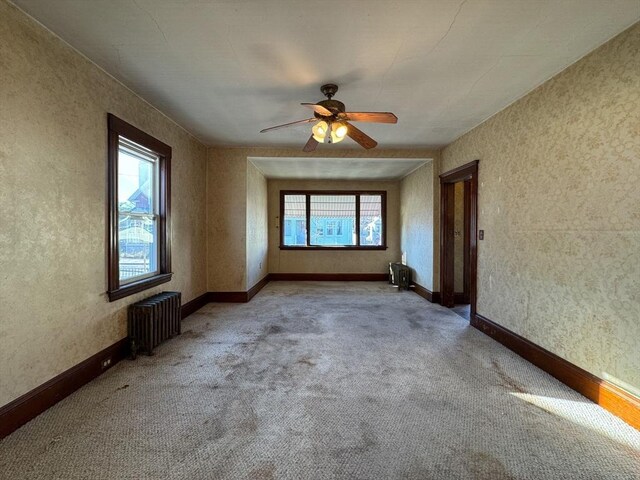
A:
[266,325,283,334]
[205,418,226,441]
[238,406,259,435]
[408,317,424,330]
[114,384,129,392]
[296,356,316,366]
[331,421,378,457]
[182,330,205,339]
[171,354,194,366]
[217,353,242,367]
[491,360,527,393]
[464,451,513,479]
[249,463,276,480]
[306,383,332,394]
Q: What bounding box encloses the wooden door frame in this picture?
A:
[439,160,479,315]
[461,179,471,304]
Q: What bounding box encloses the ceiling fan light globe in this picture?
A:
[334,123,348,138]
[330,131,345,144]
[312,120,328,142]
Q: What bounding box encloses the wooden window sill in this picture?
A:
[107,273,173,301]
[279,246,388,251]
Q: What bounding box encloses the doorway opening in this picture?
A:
[439,160,479,320]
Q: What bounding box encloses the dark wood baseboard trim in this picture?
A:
[0,338,130,439]
[207,276,269,304]
[181,292,209,319]
[247,275,270,301]
[0,280,266,438]
[208,291,248,303]
[454,292,469,304]
[269,273,388,281]
[472,313,640,430]
[410,281,440,303]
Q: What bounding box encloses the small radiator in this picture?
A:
[128,291,181,358]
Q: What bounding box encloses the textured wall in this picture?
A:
[246,162,268,289]
[207,147,436,287]
[0,1,208,407]
[400,162,435,289]
[268,179,401,273]
[207,148,248,292]
[441,23,640,395]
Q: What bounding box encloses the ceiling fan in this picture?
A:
[260,84,398,152]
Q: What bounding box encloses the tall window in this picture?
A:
[280,191,386,249]
[107,114,171,301]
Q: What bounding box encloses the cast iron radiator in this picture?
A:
[128,291,181,358]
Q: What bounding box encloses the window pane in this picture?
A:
[360,195,383,246]
[118,136,159,282]
[119,214,158,282]
[118,138,156,215]
[310,195,355,246]
[283,195,306,246]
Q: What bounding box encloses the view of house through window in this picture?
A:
[359,195,383,246]
[107,113,171,301]
[281,192,385,248]
[117,137,159,283]
[310,195,356,246]
[283,194,306,246]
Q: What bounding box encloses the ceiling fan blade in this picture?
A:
[344,112,398,124]
[346,123,377,149]
[301,103,333,116]
[303,135,319,152]
[260,118,315,133]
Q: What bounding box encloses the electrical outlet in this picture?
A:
[101,358,112,369]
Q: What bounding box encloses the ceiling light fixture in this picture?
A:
[260,84,397,151]
[311,120,347,144]
[332,122,348,142]
[312,120,328,143]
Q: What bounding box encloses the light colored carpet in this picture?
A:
[1,282,639,479]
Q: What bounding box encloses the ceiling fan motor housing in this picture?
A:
[314,99,345,119]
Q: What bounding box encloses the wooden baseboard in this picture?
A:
[472,313,639,430]
[269,273,388,281]
[181,292,209,319]
[0,338,130,439]
[454,292,469,304]
[410,281,441,303]
[0,278,263,439]
[247,275,270,301]
[208,291,248,302]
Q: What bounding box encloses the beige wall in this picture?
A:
[400,162,436,289]
[0,2,208,406]
[207,148,248,291]
[246,162,268,288]
[268,179,401,273]
[441,23,640,395]
[207,147,436,288]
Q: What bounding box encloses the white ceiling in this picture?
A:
[12,0,640,149]
[249,157,430,180]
